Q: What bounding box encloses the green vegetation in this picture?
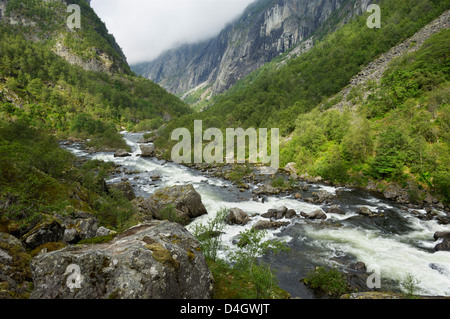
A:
[400,273,421,299]
[282,29,450,202]
[192,211,290,299]
[0,0,191,151]
[155,0,449,203]
[302,266,351,298]
[0,121,137,234]
[191,208,228,261]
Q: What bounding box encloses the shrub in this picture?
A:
[302,266,351,297]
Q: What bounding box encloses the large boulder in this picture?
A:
[30,221,214,299]
[0,233,32,299]
[139,185,208,225]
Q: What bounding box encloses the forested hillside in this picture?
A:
[0,0,190,244]
[155,0,450,203]
[0,0,190,149]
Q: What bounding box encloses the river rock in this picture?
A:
[433,231,450,241]
[326,205,346,215]
[253,183,280,196]
[253,220,289,230]
[301,210,327,220]
[284,162,298,179]
[357,207,381,218]
[114,150,131,158]
[434,239,450,252]
[0,232,32,299]
[30,221,214,299]
[285,209,297,219]
[225,208,250,226]
[140,145,156,157]
[139,185,208,225]
[311,190,335,203]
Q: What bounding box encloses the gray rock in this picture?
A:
[253,220,289,230]
[326,205,346,215]
[135,0,365,101]
[434,231,450,241]
[96,227,115,238]
[253,183,280,196]
[301,210,327,220]
[138,185,208,225]
[225,208,250,226]
[140,145,155,157]
[22,220,65,249]
[30,221,214,299]
[434,239,450,252]
[285,209,297,219]
[114,150,131,158]
[357,207,382,218]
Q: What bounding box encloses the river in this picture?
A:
[65,132,450,298]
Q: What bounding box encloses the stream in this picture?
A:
[65,132,450,298]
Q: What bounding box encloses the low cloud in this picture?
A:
[91,0,256,64]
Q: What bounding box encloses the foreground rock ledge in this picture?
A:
[30,221,214,299]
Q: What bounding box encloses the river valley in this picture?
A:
[65,132,450,299]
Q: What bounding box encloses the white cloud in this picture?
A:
[90,0,256,64]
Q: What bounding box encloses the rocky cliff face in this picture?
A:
[133,0,373,100]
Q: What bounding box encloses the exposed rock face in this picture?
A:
[133,0,374,100]
[30,221,214,299]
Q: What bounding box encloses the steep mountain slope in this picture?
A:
[0,0,190,141]
[133,0,374,103]
[154,0,449,204]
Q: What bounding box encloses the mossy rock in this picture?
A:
[145,242,180,269]
[0,233,33,299]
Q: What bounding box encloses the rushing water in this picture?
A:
[65,132,450,298]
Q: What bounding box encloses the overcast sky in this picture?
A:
[90,0,256,65]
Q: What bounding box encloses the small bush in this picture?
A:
[302,266,351,297]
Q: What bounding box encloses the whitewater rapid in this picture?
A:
[65,132,450,298]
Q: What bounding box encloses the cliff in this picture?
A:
[133,0,374,102]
